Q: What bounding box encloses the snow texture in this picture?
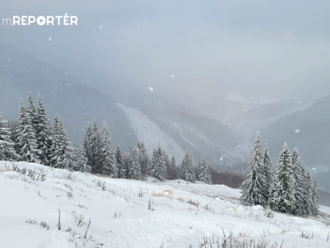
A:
[0,161,329,248]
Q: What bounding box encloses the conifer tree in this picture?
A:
[127,147,142,180]
[305,172,314,215]
[100,121,116,176]
[89,120,103,174]
[115,146,126,178]
[263,146,272,198]
[83,124,93,168]
[180,151,196,183]
[15,102,40,163]
[311,176,320,216]
[27,92,38,133]
[150,144,166,181]
[36,94,53,165]
[268,143,296,213]
[240,133,268,206]
[291,148,307,216]
[0,111,18,161]
[198,160,212,184]
[49,116,72,170]
[73,145,91,173]
[166,156,179,180]
[137,141,149,176]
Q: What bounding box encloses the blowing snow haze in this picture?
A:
[1,1,330,189]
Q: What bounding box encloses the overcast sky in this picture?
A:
[1,0,330,102]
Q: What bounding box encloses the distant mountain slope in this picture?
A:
[0,43,248,168]
[228,100,312,137]
[0,43,137,148]
[261,95,330,171]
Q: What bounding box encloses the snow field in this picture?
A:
[0,161,330,248]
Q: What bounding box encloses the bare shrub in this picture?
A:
[196,228,282,248]
[113,210,122,218]
[26,219,38,225]
[40,221,50,230]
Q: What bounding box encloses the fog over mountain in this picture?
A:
[1,1,330,189]
[1,0,330,103]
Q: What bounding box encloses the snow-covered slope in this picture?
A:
[117,104,185,161]
[1,161,330,248]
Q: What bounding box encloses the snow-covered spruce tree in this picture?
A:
[15,102,40,163]
[73,144,91,173]
[198,160,212,184]
[27,92,39,133]
[100,121,117,177]
[49,116,72,170]
[83,124,93,168]
[89,120,103,174]
[166,155,179,180]
[291,148,307,216]
[35,94,53,166]
[311,176,320,216]
[263,146,272,198]
[305,172,314,216]
[180,151,196,183]
[127,147,142,180]
[0,111,18,161]
[150,144,166,181]
[268,143,296,214]
[163,152,172,180]
[115,146,126,178]
[136,141,149,176]
[240,133,268,206]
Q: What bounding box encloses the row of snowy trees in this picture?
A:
[240,133,320,216]
[0,93,213,184]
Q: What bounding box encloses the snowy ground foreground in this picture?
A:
[1,162,330,248]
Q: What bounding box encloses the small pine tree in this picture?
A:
[198,160,212,184]
[150,144,166,181]
[305,172,314,216]
[115,146,126,178]
[49,116,72,170]
[137,141,149,176]
[15,102,40,163]
[0,111,18,161]
[240,133,268,206]
[291,148,307,216]
[263,146,272,199]
[166,155,179,180]
[181,151,196,183]
[100,121,116,176]
[268,143,296,214]
[89,120,103,174]
[83,124,93,168]
[36,94,53,166]
[73,145,91,173]
[311,176,320,216]
[127,148,142,180]
[27,92,39,133]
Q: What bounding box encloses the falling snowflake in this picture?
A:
[220,156,223,161]
[170,74,175,78]
[295,129,300,133]
[312,168,316,170]
[148,87,153,92]
[99,25,103,29]
[49,38,52,41]
[225,28,228,32]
